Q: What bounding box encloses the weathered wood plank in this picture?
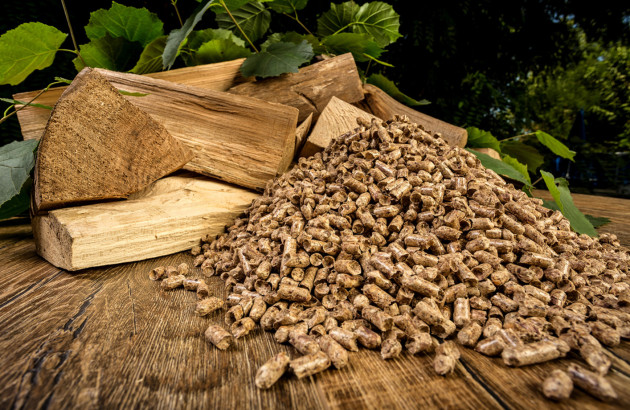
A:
[228,53,364,123]
[32,174,258,271]
[299,97,377,158]
[362,84,468,147]
[13,59,248,141]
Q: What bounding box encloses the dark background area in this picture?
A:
[1,0,629,195]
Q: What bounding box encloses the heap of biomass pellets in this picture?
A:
[151,116,629,401]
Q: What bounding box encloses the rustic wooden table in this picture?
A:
[1,192,629,409]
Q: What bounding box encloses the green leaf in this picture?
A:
[500,140,544,172]
[208,0,252,11]
[85,2,163,47]
[317,1,401,47]
[216,1,271,42]
[353,2,402,47]
[163,0,215,70]
[323,33,384,63]
[240,40,313,78]
[0,98,52,110]
[585,214,611,228]
[0,178,32,221]
[535,130,576,161]
[188,28,246,50]
[0,140,38,209]
[501,155,531,184]
[118,90,148,97]
[540,170,597,236]
[467,148,532,187]
[0,22,67,85]
[130,36,167,74]
[466,126,501,152]
[195,39,252,64]
[261,32,324,54]
[74,34,144,72]
[317,1,360,37]
[367,73,430,106]
[268,0,309,13]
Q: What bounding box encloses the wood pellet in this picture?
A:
[149,116,629,400]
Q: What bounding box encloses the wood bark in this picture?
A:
[228,53,364,123]
[362,83,468,147]
[32,173,258,271]
[33,68,192,213]
[13,59,248,141]
[299,96,377,158]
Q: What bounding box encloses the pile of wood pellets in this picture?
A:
[150,116,629,401]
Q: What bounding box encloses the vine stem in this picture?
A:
[220,0,258,52]
[501,132,536,142]
[171,0,184,27]
[0,81,65,126]
[60,0,86,67]
[283,12,313,36]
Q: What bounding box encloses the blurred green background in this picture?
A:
[1,0,628,196]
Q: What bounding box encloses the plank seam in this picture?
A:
[459,358,511,410]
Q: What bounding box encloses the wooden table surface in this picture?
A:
[1,192,629,409]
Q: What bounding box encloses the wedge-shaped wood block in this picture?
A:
[300,97,377,158]
[362,84,468,147]
[14,59,248,141]
[34,68,192,213]
[228,53,364,123]
[32,174,259,271]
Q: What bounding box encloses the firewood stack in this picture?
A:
[13,53,468,271]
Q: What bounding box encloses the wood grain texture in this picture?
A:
[294,114,313,162]
[32,174,258,271]
[362,84,468,148]
[33,68,192,213]
[228,53,364,124]
[13,59,248,141]
[1,191,629,409]
[299,97,377,158]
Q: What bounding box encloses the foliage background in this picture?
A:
[1,0,628,195]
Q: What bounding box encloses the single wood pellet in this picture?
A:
[150,116,629,399]
[542,369,573,401]
[255,352,290,389]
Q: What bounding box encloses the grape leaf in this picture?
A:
[163,0,215,70]
[317,1,360,37]
[467,148,532,187]
[85,2,163,47]
[322,33,384,63]
[535,130,576,161]
[500,140,544,172]
[0,22,67,85]
[268,0,309,13]
[0,178,32,220]
[216,1,271,42]
[130,36,167,74]
[74,34,144,72]
[317,1,401,47]
[367,73,430,106]
[188,28,246,50]
[240,40,313,78]
[194,39,252,64]
[261,32,325,54]
[466,126,501,152]
[540,170,597,236]
[501,155,531,184]
[0,140,38,209]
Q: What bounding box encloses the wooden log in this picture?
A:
[32,173,258,271]
[362,84,468,147]
[34,68,192,213]
[13,59,248,141]
[299,97,377,158]
[20,68,298,190]
[294,113,313,160]
[228,53,364,123]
